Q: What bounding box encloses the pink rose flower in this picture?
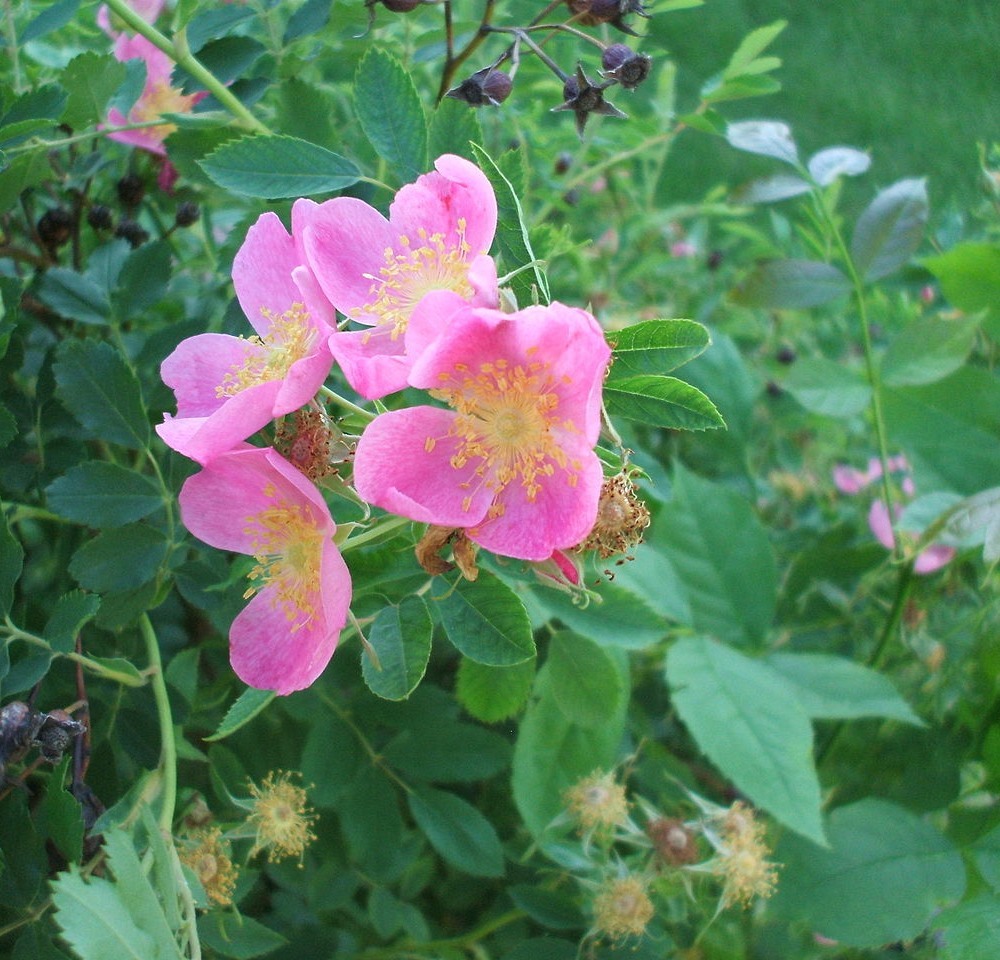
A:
[157,210,335,464]
[179,447,351,694]
[353,299,611,561]
[299,154,500,399]
[867,501,955,575]
[106,34,203,156]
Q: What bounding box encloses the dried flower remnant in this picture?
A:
[565,0,648,35]
[415,525,480,581]
[592,875,655,940]
[601,44,652,89]
[647,817,699,866]
[553,64,627,138]
[447,66,514,106]
[578,472,650,559]
[181,828,238,907]
[564,770,629,832]
[248,771,318,863]
[713,802,779,908]
[275,408,350,483]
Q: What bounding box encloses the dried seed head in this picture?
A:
[564,769,629,832]
[647,817,700,866]
[578,472,650,559]
[275,409,347,483]
[553,64,627,138]
[566,0,648,34]
[175,201,201,227]
[181,828,238,906]
[87,204,114,232]
[446,67,513,107]
[116,172,145,208]
[37,208,74,249]
[713,802,780,907]
[601,44,652,89]
[115,219,150,249]
[414,526,479,581]
[247,771,317,863]
[592,875,655,940]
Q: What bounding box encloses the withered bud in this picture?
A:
[37,208,74,249]
[116,172,145,208]
[415,526,479,581]
[115,219,150,249]
[553,64,627,138]
[381,0,421,11]
[446,67,513,107]
[601,44,652,89]
[175,201,201,227]
[578,472,650,559]
[647,817,699,866]
[87,204,114,232]
[566,0,648,35]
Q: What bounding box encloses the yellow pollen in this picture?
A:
[242,496,324,628]
[358,219,474,339]
[427,354,578,507]
[132,79,200,141]
[216,304,316,398]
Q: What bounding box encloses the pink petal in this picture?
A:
[273,343,334,414]
[403,290,471,362]
[833,465,868,495]
[867,500,896,551]
[328,326,410,400]
[914,544,955,575]
[234,212,310,332]
[353,407,494,526]
[161,333,257,418]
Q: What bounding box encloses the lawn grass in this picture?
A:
[649,0,1000,209]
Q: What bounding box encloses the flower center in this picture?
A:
[360,219,474,339]
[243,486,323,627]
[217,304,316,398]
[427,354,580,513]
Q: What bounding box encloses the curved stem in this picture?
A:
[318,385,376,421]
[139,613,177,832]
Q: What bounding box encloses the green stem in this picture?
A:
[339,514,413,552]
[318,385,376,421]
[139,613,178,832]
[102,0,271,135]
[2,0,22,92]
[5,122,182,157]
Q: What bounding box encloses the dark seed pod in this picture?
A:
[446,67,513,107]
[175,201,201,227]
[87,204,114,232]
[116,172,145,208]
[554,152,573,175]
[776,345,797,365]
[601,44,652,89]
[115,219,150,248]
[706,249,724,271]
[37,207,74,249]
[382,0,420,11]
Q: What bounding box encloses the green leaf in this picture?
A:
[0,507,24,617]
[808,146,871,185]
[924,242,1000,328]
[945,486,1000,565]
[199,134,361,198]
[455,657,536,723]
[666,636,824,843]
[354,47,427,183]
[39,760,84,863]
[971,822,1000,892]
[46,462,163,528]
[607,319,710,378]
[0,151,49,214]
[851,178,929,281]
[383,720,511,782]
[782,357,872,417]
[37,269,111,325]
[547,631,624,728]
[178,36,264,91]
[43,591,101,654]
[22,0,80,43]
[60,53,127,128]
[934,896,1000,960]
[204,687,276,741]
[54,339,149,449]
[881,315,980,386]
[283,0,332,43]
[471,143,551,307]
[770,798,965,947]
[408,787,505,878]
[197,912,288,959]
[703,74,781,104]
[732,173,811,204]
[731,259,852,309]
[114,242,172,321]
[362,596,433,701]
[508,885,585,931]
[726,119,798,165]
[658,466,777,647]
[68,524,167,593]
[765,652,923,724]
[185,6,255,51]
[436,569,535,665]
[338,765,405,881]
[603,374,724,431]
[428,97,483,165]
[722,20,787,79]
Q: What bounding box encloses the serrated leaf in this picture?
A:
[0,508,24,617]
[881,315,979,386]
[37,269,111,325]
[44,591,101,654]
[282,0,332,44]
[39,760,84,863]
[114,242,172,321]
[362,596,432,700]
[782,357,872,417]
[455,657,536,723]
[851,178,929,281]
[408,787,505,877]
[731,259,851,309]
[436,569,535,665]
[177,36,264,92]
[726,119,798,165]
[354,48,427,182]
[1,84,68,127]
[198,913,287,959]
[186,6,255,52]
[428,97,483,165]
[732,173,811,204]
[61,52,127,128]
[0,151,49,213]
[765,652,923,724]
[204,687,276,741]
[607,318,710,378]
[666,636,824,843]
[46,462,163,528]
[604,374,724,431]
[199,135,361,198]
[547,631,623,728]
[22,0,80,43]
[68,524,167,593]
[771,798,965,946]
[471,143,550,307]
[808,146,871,185]
[722,20,787,79]
[54,340,149,449]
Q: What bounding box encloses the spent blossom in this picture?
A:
[300,154,499,399]
[246,771,317,862]
[157,210,335,464]
[178,447,350,694]
[353,297,611,561]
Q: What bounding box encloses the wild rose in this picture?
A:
[157,210,335,464]
[299,154,499,399]
[353,298,610,561]
[178,447,350,694]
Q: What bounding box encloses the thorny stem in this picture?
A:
[139,613,177,833]
[102,0,271,135]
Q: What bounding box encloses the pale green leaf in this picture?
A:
[851,178,929,281]
[782,357,872,417]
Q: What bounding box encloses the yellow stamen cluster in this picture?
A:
[714,802,779,907]
[578,472,650,559]
[243,490,324,628]
[564,770,629,832]
[247,771,317,863]
[132,80,200,141]
[180,828,238,907]
[430,355,580,512]
[361,220,473,338]
[592,875,655,941]
[216,304,315,397]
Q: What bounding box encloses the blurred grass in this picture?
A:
[649,0,1000,208]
